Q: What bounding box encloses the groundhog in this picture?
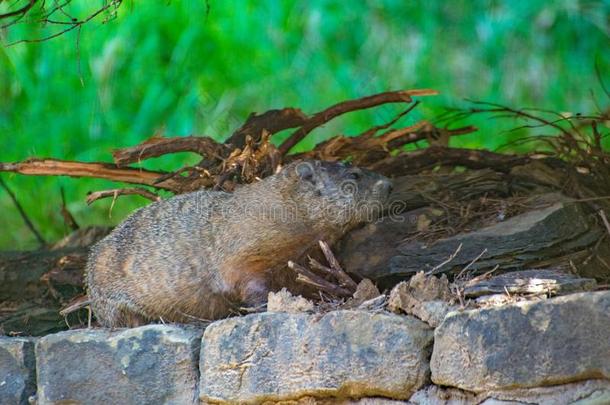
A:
[86,160,393,327]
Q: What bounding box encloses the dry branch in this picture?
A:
[112,135,228,166]
[279,89,438,154]
[0,89,443,198]
[86,188,161,205]
[318,240,358,291]
[226,108,308,148]
[288,260,353,297]
[0,158,184,192]
[291,121,477,166]
[289,240,358,299]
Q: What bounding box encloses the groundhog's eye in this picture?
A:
[346,171,360,180]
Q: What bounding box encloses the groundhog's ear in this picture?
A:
[295,161,317,184]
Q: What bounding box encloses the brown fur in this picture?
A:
[85,160,392,327]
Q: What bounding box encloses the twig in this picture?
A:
[60,186,79,230]
[306,256,358,295]
[279,89,438,154]
[426,243,463,275]
[387,124,477,149]
[455,248,488,279]
[288,260,353,297]
[0,0,37,19]
[152,165,209,185]
[0,176,46,246]
[318,240,358,291]
[6,0,123,45]
[463,264,500,288]
[59,295,91,317]
[356,101,422,138]
[86,187,161,205]
[463,100,575,139]
[599,210,610,237]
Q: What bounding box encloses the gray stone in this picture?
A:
[408,379,610,405]
[431,291,610,392]
[0,337,36,405]
[200,310,433,403]
[36,325,202,405]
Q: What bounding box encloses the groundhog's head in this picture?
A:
[287,160,393,227]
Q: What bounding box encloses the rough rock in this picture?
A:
[267,288,315,313]
[352,279,381,302]
[36,325,202,405]
[200,310,433,403]
[408,379,610,404]
[0,337,36,405]
[388,272,456,327]
[344,279,382,309]
[431,291,610,392]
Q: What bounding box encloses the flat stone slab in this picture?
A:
[200,310,433,403]
[36,325,202,405]
[409,379,610,404]
[431,291,610,392]
[463,269,596,298]
[0,337,36,405]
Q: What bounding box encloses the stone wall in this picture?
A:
[1,291,609,404]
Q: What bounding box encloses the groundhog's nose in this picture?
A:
[375,179,394,199]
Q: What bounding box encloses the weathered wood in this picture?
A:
[226,108,308,149]
[387,168,511,212]
[0,302,81,337]
[340,196,610,285]
[0,248,87,301]
[339,169,523,282]
[390,201,590,274]
[0,159,184,191]
[0,249,89,336]
[370,146,532,175]
[0,227,109,336]
[463,269,597,298]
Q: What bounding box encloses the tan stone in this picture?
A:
[200,311,433,403]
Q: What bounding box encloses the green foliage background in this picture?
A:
[0,0,608,249]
